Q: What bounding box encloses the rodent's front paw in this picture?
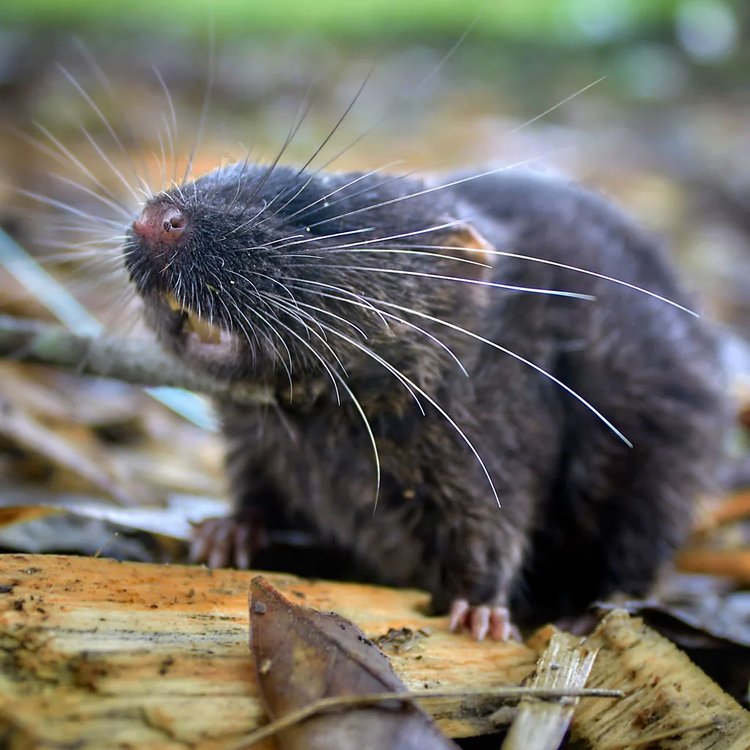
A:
[448,599,521,642]
[189,516,256,569]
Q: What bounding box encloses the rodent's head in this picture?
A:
[124,162,494,389]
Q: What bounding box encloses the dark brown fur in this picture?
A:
[125,165,727,626]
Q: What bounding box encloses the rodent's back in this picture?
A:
[125,163,728,627]
[447,170,726,618]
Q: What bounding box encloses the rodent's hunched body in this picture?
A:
[125,164,726,639]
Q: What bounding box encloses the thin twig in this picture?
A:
[227,686,624,749]
[0,314,274,407]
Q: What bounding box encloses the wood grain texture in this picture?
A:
[0,554,537,749]
[500,631,596,750]
[531,612,750,750]
[3,554,749,750]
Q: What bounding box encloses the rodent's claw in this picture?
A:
[189,518,225,566]
[232,522,251,570]
[189,517,252,569]
[448,599,470,633]
[489,607,520,641]
[448,599,519,642]
[471,605,491,641]
[188,520,211,564]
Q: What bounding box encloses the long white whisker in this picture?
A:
[399,243,699,317]
[506,76,606,137]
[294,313,499,506]
[79,126,142,204]
[73,37,112,91]
[277,159,405,225]
[56,64,129,154]
[284,218,465,252]
[38,247,124,264]
[225,268,300,308]
[303,20,476,180]
[368,296,632,447]
[265,225,376,251]
[283,247,491,271]
[182,23,215,184]
[265,300,381,500]
[15,188,125,230]
[268,291,328,344]
[265,291,368,340]
[280,282,470,377]
[258,295,344,400]
[226,294,296,391]
[335,371,381,509]
[226,283,298,389]
[291,263,596,301]
[253,65,378,226]
[277,276,390,328]
[306,156,557,230]
[155,126,168,190]
[32,122,125,205]
[264,234,306,246]
[152,67,178,182]
[301,73,596,223]
[267,296,349,383]
[297,63,375,178]
[39,226,126,241]
[50,173,132,220]
[55,64,149,192]
[277,298,425,414]
[240,81,316,217]
[227,152,252,212]
[289,166,423,226]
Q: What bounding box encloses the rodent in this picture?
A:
[124,163,727,640]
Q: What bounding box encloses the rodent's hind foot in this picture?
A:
[189,516,255,569]
[448,599,520,642]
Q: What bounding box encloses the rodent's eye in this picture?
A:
[133,204,188,246]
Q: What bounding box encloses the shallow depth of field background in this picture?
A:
[0,1,748,570]
[1,0,748,331]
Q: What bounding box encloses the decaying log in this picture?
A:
[1,554,749,750]
[531,613,750,750]
[500,631,597,750]
[0,554,536,748]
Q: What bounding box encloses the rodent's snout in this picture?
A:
[132,204,188,246]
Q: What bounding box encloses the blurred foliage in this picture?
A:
[0,0,696,40]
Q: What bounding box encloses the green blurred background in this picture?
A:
[0,0,748,338]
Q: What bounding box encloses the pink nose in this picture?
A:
[132,205,187,245]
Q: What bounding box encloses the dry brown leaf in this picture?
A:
[678,547,750,584]
[698,491,750,530]
[0,505,59,527]
[248,575,459,750]
[0,396,138,505]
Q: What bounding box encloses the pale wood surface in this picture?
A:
[0,553,537,749]
[531,612,750,750]
[501,631,596,750]
[3,554,749,750]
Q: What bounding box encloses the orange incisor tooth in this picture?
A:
[185,311,222,344]
[165,292,183,312]
[165,292,222,343]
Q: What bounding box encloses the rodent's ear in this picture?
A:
[434,223,494,281]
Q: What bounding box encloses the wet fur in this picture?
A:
[126,164,727,624]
